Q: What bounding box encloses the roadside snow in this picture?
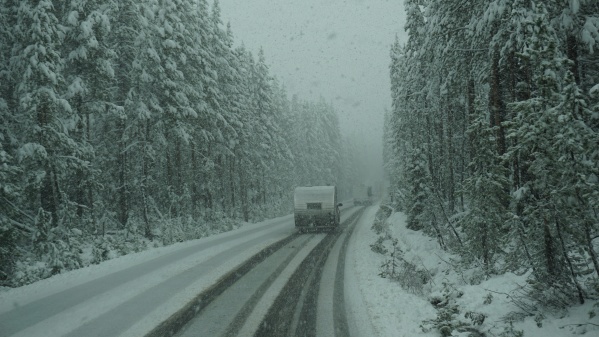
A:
[353,208,599,337]
[0,215,292,315]
[0,215,295,337]
[348,206,436,337]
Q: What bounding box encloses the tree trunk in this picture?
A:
[566,34,580,85]
[585,220,599,278]
[482,221,490,274]
[166,147,173,192]
[555,217,585,304]
[118,118,129,228]
[38,102,59,226]
[544,220,557,278]
[175,138,182,195]
[425,113,435,181]
[466,77,476,173]
[191,142,199,218]
[86,111,95,227]
[446,99,455,214]
[171,137,182,217]
[229,156,236,216]
[239,157,249,222]
[489,45,506,155]
[142,120,152,240]
[75,107,85,219]
[40,164,58,227]
[219,155,226,211]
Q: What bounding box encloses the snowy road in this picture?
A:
[252,208,365,337]
[0,205,372,337]
[157,207,365,337]
[0,215,296,337]
[171,232,326,337]
[4,202,592,337]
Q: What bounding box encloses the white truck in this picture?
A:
[353,185,373,206]
[293,186,342,232]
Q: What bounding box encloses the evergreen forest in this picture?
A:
[384,0,599,308]
[0,0,358,286]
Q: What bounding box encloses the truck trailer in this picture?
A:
[294,186,342,232]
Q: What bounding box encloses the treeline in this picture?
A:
[0,0,351,286]
[385,0,599,306]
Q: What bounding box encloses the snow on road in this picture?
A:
[0,215,295,337]
[0,215,290,313]
[2,205,596,337]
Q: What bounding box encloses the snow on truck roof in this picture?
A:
[295,185,335,191]
[294,186,336,202]
[294,186,335,193]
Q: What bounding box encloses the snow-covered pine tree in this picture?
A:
[153,0,199,218]
[385,38,411,210]
[9,0,95,277]
[387,0,599,310]
[0,13,25,281]
[0,0,26,262]
[11,0,72,226]
[228,45,255,221]
[461,110,510,275]
[208,0,242,215]
[103,0,147,229]
[246,48,289,216]
[62,0,115,225]
[506,3,586,303]
[386,1,423,212]
[0,138,22,285]
[268,81,295,212]
[121,0,162,239]
[405,148,430,232]
[213,21,248,218]
[0,1,17,112]
[252,48,275,209]
[422,0,480,215]
[188,0,225,218]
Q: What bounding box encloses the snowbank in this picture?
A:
[357,209,599,337]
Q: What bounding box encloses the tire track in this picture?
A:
[146,233,298,337]
[221,234,315,337]
[254,208,365,337]
[332,207,361,337]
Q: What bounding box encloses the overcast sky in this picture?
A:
[218,0,407,183]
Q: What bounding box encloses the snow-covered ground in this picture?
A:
[0,215,295,337]
[350,208,599,337]
[1,206,597,336]
[347,206,437,337]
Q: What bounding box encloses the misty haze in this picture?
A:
[1,1,598,336]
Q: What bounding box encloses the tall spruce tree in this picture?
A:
[385,0,599,305]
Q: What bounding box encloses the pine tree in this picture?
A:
[12,0,73,226]
[104,0,147,229]
[154,0,199,216]
[405,148,430,232]
[461,111,510,274]
[506,5,589,303]
[62,0,116,225]
[0,100,25,285]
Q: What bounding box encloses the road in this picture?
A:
[0,206,371,337]
[251,208,364,337]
